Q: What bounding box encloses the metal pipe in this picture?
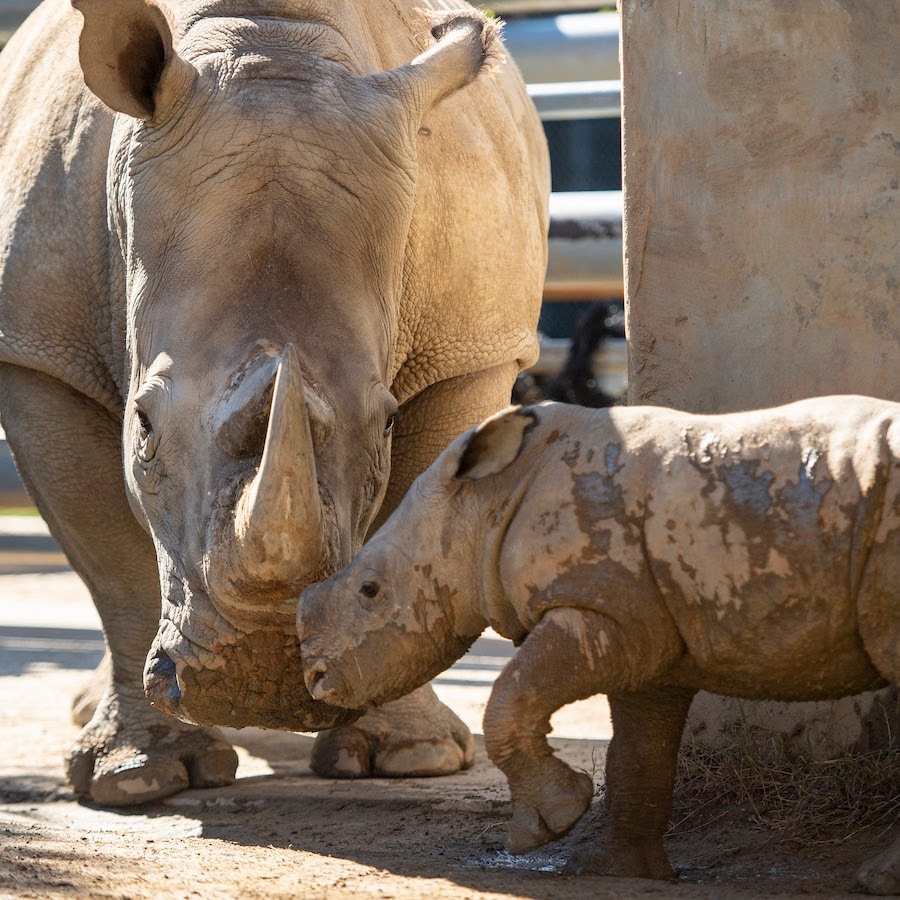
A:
[528,80,620,121]
[491,0,610,13]
[502,12,620,84]
[529,336,628,396]
[544,191,623,300]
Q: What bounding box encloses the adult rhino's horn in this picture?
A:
[208,344,325,614]
[235,343,325,583]
[369,12,503,116]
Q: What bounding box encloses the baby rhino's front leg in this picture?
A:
[484,605,695,880]
[483,608,611,854]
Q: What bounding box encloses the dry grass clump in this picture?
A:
[670,721,900,845]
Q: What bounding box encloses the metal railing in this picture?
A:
[490,0,612,13]
[502,12,620,83]
[505,13,624,303]
[529,336,627,396]
[546,190,622,300]
[527,79,621,121]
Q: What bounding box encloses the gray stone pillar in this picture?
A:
[621,0,899,757]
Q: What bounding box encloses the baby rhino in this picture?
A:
[297,396,900,892]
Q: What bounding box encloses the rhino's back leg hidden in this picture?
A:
[856,451,900,689]
[853,445,900,896]
[0,365,238,805]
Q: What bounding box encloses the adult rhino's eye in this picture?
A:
[136,408,152,439]
[384,415,395,438]
[134,405,159,463]
[360,581,380,600]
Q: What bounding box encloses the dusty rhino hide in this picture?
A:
[0,0,549,805]
[298,396,900,894]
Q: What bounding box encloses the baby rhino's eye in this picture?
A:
[359,581,380,599]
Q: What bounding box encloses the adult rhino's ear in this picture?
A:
[72,0,194,120]
[455,407,535,482]
[368,12,503,120]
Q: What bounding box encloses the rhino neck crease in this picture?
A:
[477,470,537,646]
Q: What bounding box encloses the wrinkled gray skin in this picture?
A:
[0,0,549,805]
[299,397,900,893]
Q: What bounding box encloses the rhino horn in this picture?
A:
[207,344,325,615]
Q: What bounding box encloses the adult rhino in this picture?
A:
[0,0,549,805]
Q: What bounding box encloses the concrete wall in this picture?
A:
[621,0,899,757]
[622,0,898,413]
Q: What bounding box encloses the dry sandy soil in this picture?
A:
[0,558,895,899]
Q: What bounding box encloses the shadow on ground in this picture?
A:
[2,723,886,899]
[0,624,104,676]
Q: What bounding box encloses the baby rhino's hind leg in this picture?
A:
[564,686,695,880]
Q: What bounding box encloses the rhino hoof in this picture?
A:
[854,835,900,896]
[66,691,238,806]
[506,766,594,854]
[563,841,676,880]
[310,687,474,779]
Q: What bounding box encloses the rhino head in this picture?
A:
[298,407,536,709]
[72,0,500,729]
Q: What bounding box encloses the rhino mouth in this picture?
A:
[144,613,361,731]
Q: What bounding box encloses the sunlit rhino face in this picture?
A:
[297,498,477,710]
[96,11,489,729]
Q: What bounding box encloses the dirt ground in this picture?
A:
[0,561,895,899]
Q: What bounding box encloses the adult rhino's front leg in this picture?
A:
[310,362,520,778]
[0,365,238,805]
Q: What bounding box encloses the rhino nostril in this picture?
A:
[305,658,328,695]
[144,647,182,715]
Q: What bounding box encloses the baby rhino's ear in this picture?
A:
[455,407,536,481]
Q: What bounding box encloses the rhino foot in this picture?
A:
[66,690,238,806]
[854,834,900,896]
[563,840,675,880]
[505,760,594,854]
[71,652,111,727]
[310,685,474,778]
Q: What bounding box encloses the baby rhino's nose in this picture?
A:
[304,657,329,699]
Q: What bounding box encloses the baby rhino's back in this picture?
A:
[499,397,898,699]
